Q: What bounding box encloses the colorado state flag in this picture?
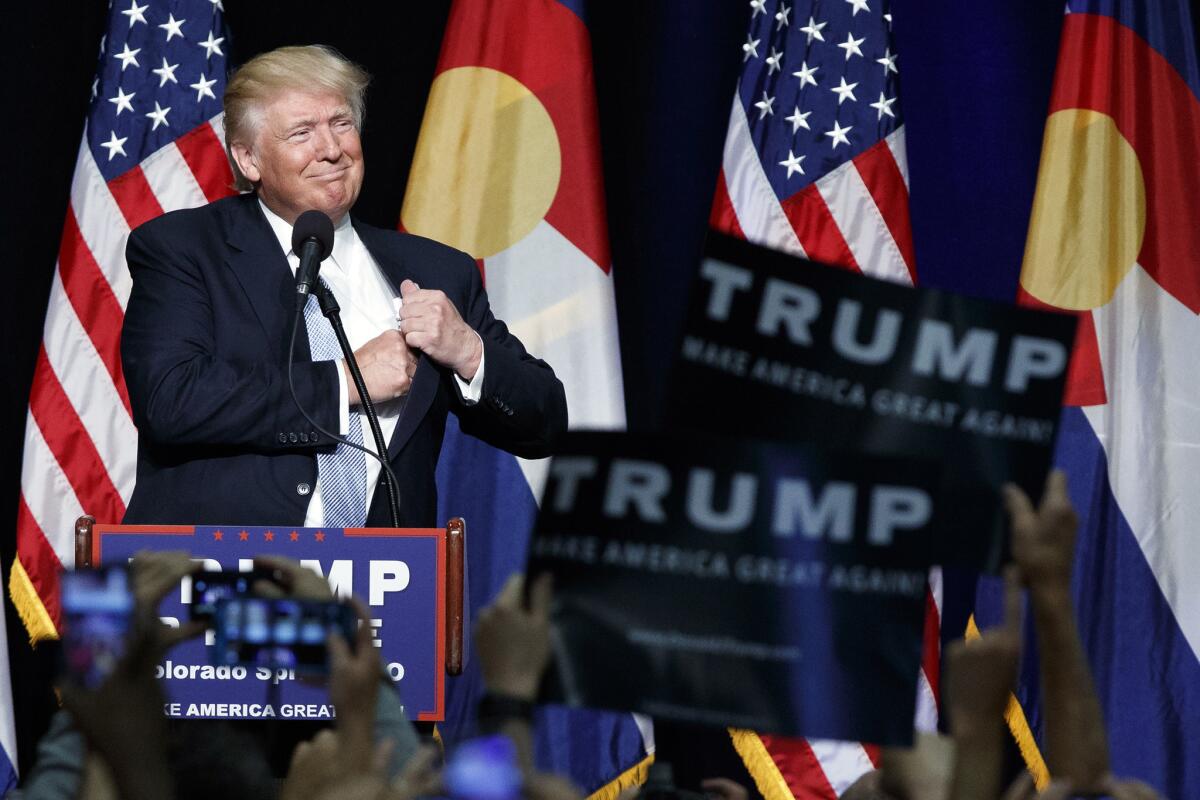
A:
[400,0,650,795]
[985,1,1200,795]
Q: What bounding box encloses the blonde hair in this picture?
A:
[222,45,371,191]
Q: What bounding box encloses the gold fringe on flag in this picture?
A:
[728,728,795,800]
[587,753,654,800]
[9,558,59,645]
[965,614,1050,789]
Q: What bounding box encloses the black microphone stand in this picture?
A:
[312,282,402,529]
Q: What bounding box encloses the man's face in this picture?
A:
[232,87,364,225]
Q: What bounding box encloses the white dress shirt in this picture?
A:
[259,200,484,525]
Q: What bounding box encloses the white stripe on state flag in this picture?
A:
[1083,264,1200,655]
[885,128,910,191]
[141,142,208,213]
[914,671,939,733]
[41,269,137,501]
[70,139,133,307]
[20,414,86,567]
[483,219,627,498]
[814,158,912,286]
[721,96,807,255]
[807,739,875,797]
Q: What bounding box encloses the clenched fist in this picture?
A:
[398,279,482,380]
[346,329,417,406]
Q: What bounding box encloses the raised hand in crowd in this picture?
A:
[59,551,203,800]
[945,567,1023,800]
[1005,470,1111,791]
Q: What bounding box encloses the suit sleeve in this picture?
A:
[121,221,342,450]
[449,251,567,458]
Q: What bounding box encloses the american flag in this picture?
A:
[711,1,942,797]
[9,0,234,643]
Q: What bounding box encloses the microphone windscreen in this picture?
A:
[291,210,335,261]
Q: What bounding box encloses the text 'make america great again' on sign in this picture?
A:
[668,233,1077,571]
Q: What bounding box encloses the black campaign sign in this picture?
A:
[528,431,937,745]
[667,234,1077,570]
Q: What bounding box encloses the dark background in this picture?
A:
[1,0,1082,786]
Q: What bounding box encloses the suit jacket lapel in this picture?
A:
[222,196,314,361]
[354,219,438,458]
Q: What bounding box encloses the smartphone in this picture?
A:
[212,597,356,674]
[444,735,523,800]
[61,566,134,689]
[189,567,275,621]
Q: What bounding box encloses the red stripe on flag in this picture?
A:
[107,165,166,230]
[779,185,860,272]
[711,169,748,240]
[758,735,840,800]
[28,347,126,525]
[15,495,65,629]
[58,208,132,414]
[853,140,918,284]
[922,587,942,709]
[175,122,237,202]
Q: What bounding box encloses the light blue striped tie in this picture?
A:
[303,291,368,528]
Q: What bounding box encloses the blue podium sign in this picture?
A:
[94,525,446,721]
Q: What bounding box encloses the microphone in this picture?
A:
[291,210,335,310]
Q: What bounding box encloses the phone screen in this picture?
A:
[444,735,523,800]
[189,568,272,621]
[61,567,134,689]
[212,597,356,674]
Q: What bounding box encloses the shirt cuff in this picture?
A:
[453,332,486,405]
[335,359,351,434]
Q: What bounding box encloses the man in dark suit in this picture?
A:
[120,45,566,528]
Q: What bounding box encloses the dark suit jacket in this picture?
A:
[120,193,566,527]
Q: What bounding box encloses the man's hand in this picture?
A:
[946,567,1022,737]
[130,550,205,650]
[1005,470,1077,592]
[328,598,382,766]
[475,573,553,700]
[348,329,417,406]
[398,279,482,381]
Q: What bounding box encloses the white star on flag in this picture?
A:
[145,101,171,131]
[121,0,148,27]
[190,73,218,101]
[199,31,225,58]
[108,87,136,115]
[743,35,761,61]
[845,0,870,16]
[838,32,866,60]
[800,16,827,44]
[831,76,859,105]
[870,92,897,119]
[778,150,806,178]
[754,91,776,119]
[775,3,791,30]
[750,0,767,16]
[877,48,898,74]
[113,43,141,71]
[765,47,784,75]
[100,131,128,161]
[793,60,818,87]
[785,106,811,132]
[825,120,853,148]
[152,57,180,87]
[159,13,186,41]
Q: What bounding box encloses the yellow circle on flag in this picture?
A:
[401,66,561,260]
[1021,109,1146,310]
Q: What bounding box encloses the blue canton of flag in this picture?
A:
[740,0,901,199]
[89,0,227,178]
